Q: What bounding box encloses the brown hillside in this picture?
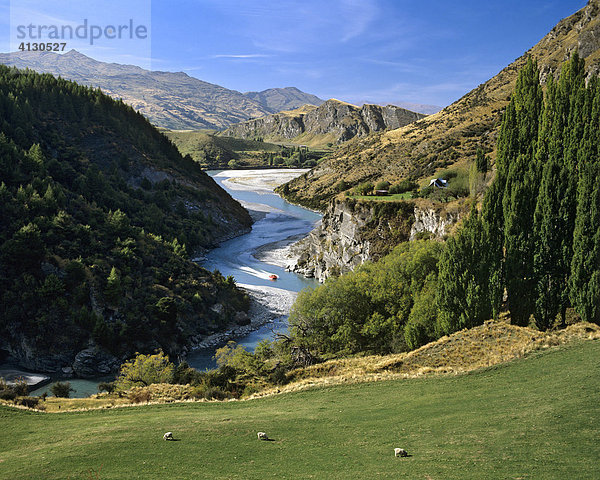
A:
[220,99,425,147]
[283,0,600,209]
[257,321,600,396]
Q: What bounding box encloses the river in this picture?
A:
[185,169,321,370]
[27,169,320,397]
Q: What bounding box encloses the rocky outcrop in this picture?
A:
[4,337,75,373]
[221,99,426,145]
[72,347,120,378]
[409,206,462,241]
[288,200,465,282]
[287,199,415,282]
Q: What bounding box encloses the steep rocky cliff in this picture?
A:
[221,99,426,146]
[288,199,465,282]
[409,205,463,241]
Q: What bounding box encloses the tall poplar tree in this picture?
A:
[570,75,600,325]
[436,208,492,336]
[533,53,586,328]
[494,57,544,326]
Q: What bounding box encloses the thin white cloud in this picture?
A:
[339,0,378,42]
[212,54,271,59]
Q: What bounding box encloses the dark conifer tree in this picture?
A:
[436,207,492,335]
[533,54,586,328]
[499,58,543,326]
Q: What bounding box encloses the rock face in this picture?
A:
[287,199,416,282]
[288,200,464,282]
[409,206,462,241]
[72,347,120,378]
[221,99,426,145]
[4,337,74,373]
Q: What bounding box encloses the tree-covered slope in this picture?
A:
[0,65,253,374]
[281,0,600,209]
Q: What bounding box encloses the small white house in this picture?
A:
[429,178,448,188]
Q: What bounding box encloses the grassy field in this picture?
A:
[1,340,598,479]
[347,192,412,202]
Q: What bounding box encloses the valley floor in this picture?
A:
[1,339,598,479]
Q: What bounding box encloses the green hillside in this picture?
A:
[1,340,598,479]
[0,66,252,374]
[164,129,329,169]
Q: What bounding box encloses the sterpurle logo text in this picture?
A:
[16,19,148,45]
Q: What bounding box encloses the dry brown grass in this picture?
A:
[250,321,600,399]
[4,321,598,412]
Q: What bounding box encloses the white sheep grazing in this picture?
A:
[163,432,173,441]
[394,448,408,457]
[257,432,268,441]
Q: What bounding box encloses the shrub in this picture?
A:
[17,396,40,409]
[354,182,374,196]
[115,351,175,390]
[335,180,349,192]
[13,377,29,396]
[269,365,289,385]
[0,387,16,401]
[50,381,74,398]
[375,180,390,191]
[201,387,232,401]
[128,388,152,404]
[98,381,116,394]
[389,180,418,195]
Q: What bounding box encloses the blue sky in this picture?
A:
[0,0,588,107]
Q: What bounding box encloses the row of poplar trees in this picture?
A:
[437,53,600,332]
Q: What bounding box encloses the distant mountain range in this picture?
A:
[0,50,325,130]
[243,87,325,112]
[221,99,426,146]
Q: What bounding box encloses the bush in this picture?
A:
[389,180,418,195]
[128,388,152,404]
[50,381,74,398]
[375,180,390,191]
[98,381,116,394]
[115,351,175,390]
[335,180,349,192]
[173,361,205,386]
[13,377,29,396]
[354,182,374,196]
[17,396,40,409]
[0,387,16,401]
[200,387,232,400]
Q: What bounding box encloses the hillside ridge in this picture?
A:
[221,98,426,146]
[281,0,600,208]
[0,50,323,130]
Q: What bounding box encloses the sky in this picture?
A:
[0,0,589,108]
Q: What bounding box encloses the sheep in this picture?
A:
[163,432,173,441]
[394,448,408,457]
[257,432,269,441]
